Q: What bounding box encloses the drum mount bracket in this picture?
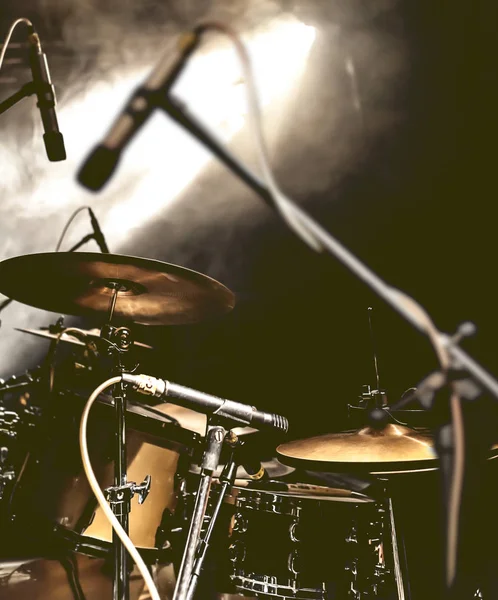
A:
[104,475,151,515]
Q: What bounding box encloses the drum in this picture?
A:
[178,476,394,600]
[0,371,41,505]
[224,482,387,599]
[6,383,200,560]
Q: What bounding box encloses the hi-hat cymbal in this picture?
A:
[277,424,437,475]
[0,253,235,326]
[15,326,153,349]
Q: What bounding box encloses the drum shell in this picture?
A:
[8,389,197,554]
[179,477,381,600]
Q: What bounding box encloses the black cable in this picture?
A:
[58,555,87,600]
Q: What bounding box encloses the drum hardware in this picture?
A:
[0,370,41,396]
[15,326,154,351]
[366,307,388,409]
[185,431,241,600]
[174,422,227,600]
[0,407,18,499]
[0,449,16,501]
[349,308,389,425]
[101,319,147,600]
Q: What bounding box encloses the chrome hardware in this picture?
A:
[104,475,151,514]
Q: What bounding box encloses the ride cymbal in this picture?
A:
[277,424,437,474]
[0,253,235,325]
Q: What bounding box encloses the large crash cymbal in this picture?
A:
[277,424,437,475]
[0,253,235,325]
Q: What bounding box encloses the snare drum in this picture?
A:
[221,482,379,599]
[178,476,393,600]
[7,386,199,560]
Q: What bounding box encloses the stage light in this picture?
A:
[96,17,316,238]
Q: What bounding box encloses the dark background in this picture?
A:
[0,0,497,439]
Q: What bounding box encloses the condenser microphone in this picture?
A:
[28,31,66,161]
[77,28,204,192]
[122,373,289,434]
[88,208,110,253]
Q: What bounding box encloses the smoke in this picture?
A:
[0,0,408,377]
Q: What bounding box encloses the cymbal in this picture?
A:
[15,326,153,349]
[277,424,437,475]
[0,253,235,326]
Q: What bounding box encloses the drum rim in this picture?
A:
[58,387,201,448]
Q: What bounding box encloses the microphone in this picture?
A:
[77,29,204,192]
[122,373,289,434]
[27,31,66,161]
[88,208,110,253]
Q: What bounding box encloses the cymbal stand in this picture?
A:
[173,421,226,600]
[101,285,151,600]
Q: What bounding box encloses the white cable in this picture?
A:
[194,23,462,353]
[79,377,161,600]
[198,22,323,252]
[0,18,33,72]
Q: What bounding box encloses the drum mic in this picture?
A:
[77,28,205,192]
[122,373,289,434]
[27,30,66,161]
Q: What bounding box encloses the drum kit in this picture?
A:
[0,251,494,600]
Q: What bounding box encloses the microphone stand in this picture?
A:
[155,93,498,403]
[67,233,95,253]
[0,81,37,116]
[152,94,498,599]
[173,421,226,600]
[185,433,241,600]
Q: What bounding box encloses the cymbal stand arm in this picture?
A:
[173,423,226,600]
